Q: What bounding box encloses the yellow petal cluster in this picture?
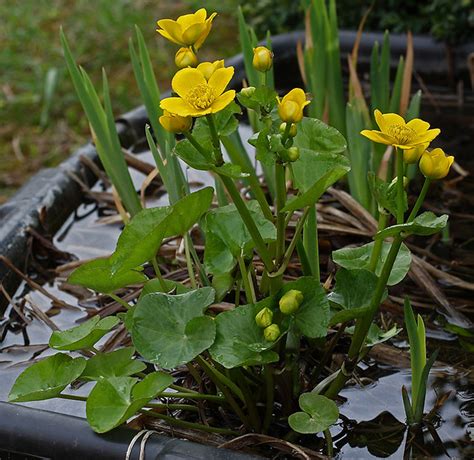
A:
[174,47,198,69]
[156,8,217,49]
[403,142,429,164]
[196,60,224,80]
[160,66,235,117]
[252,46,273,72]
[361,110,440,150]
[419,148,454,180]
[277,88,310,123]
[159,110,192,134]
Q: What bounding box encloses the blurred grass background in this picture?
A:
[0,0,239,203]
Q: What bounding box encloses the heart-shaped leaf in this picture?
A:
[81,347,146,381]
[86,371,172,433]
[130,288,216,369]
[49,315,119,351]
[209,300,280,369]
[68,257,147,293]
[139,278,191,299]
[332,241,412,286]
[375,212,448,240]
[9,354,86,402]
[288,393,339,434]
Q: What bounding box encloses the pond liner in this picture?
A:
[0,402,259,460]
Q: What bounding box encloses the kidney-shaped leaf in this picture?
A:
[288,393,339,434]
[49,315,119,351]
[9,353,86,402]
[376,212,448,240]
[68,257,147,294]
[209,300,280,369]
[130,288,216,369]
[86,371,172,433]
[332,241,412,286]
[81,347,146,381]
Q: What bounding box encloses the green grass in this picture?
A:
[0,0,238,202]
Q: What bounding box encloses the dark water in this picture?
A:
[1,136,473,458]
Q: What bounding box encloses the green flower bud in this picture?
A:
[279,122,297,137]
[255,307,273,328]
[240,86,256,98]
[263,324,280,342]
[279,289,304,315]
[252,46,273,72]
[287,146,300,162]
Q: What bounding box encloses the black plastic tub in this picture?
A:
[0,30,472,459]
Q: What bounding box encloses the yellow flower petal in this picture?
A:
[210,90,236,113]
[360,129,394,145]
[282,88,307,106]
[157,19,183,45]
[208,66,234,97]
[406,118,430,133]
[378,112,406,130]
[156,28,182,46]
[172,68,207,99]
[160,97,193,116]
[416,128,441,144]
[177,8,207,27]
[182,23,206,46]
[195,12,217,49]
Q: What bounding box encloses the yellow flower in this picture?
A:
[279,289,304,315]
[156,8,217,49]
[252,46,273,72]
[403,142,429,164]
[277,88,310,123]
[160,66,235,117]
[419,148,454,180]
[361,110,440,150]
[175,47,198,69]
[264,324,280,342]
[196,60,224,80]
[159,110,192,133]
[255,307,273,328]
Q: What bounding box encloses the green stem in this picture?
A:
[59,393,87,402]
[152,257,168,291]
[263,365,274,434]
[303,206,320,281]
[275,162,287,264]
[109,293,131,310]
[219,174,274,271]
[368,212,388,272]
[281,121,292,147]
[183,234,197,289]
[183,131,209,158]
[396,147,405,224]
[187,237,210,287]
[206,114,224,165]
[147,402,199,412]
[238,255,256,304]
[141,410,238,435]
[407,178,431,222]
[323,429,334,457]
[169,383,198,394]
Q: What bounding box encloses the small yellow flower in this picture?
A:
[403,142,429,164]
[255,307,273,328]
[160,66,235,117]
[196,60,224,80]
[264,324,280,342]
[419,148,454,180]
[175,47,198,69]
[159,110,192,134]
[156,8,217,49]
[361,110,440,150]
[252,46,273,72]
[279,289,304,315]
[277,88,310,124]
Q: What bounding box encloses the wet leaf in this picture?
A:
[68,257,147,294]
[8,354,86,402]
[49,316,119,351]
[332,241,412,286]
[289,393,339,434]
[130,288,216,369]
[86,371,172,433]
[81,347,146,381]
[376,212,448,239]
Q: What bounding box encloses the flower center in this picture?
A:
[186,84,215,110]
[388,124,416,144]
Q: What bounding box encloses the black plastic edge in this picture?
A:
[0,402,259,460]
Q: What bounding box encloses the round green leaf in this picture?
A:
[376,212,448,240]
[80,347,146,381]
[332,241,412,286]
[209,300,280,369]
[49,315,119,351]
[68,257,147,294]
[289,393,339,434]
[9,354,86,402]
[130,288,216,369]
[86,371,172,433]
